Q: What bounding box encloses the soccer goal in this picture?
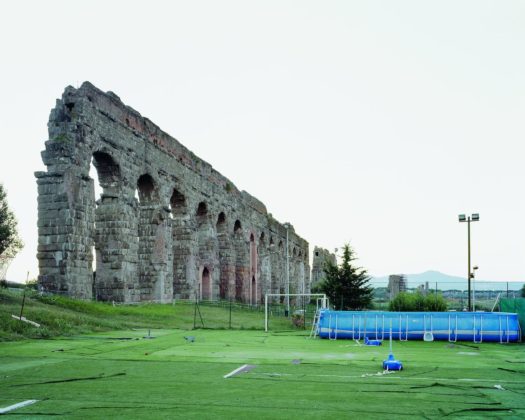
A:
[264,293,328,332]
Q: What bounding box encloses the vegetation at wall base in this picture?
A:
[0,288,295,341]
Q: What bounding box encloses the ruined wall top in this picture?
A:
[35,82,316,302]
[37,81,306,248]
[311,246,336,286]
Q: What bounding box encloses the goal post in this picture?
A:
[264,293,328,332]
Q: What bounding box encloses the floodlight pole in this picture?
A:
[468,218,471,311]
[459,213,479,312]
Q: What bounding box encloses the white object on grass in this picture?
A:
[11,315,40,327]
[223,364,256,379]
[0,400,39,414]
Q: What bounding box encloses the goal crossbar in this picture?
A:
[264,293,328,332]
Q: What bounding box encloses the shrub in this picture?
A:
[389,291,447,311]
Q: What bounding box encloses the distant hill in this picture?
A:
[370,270,522,291]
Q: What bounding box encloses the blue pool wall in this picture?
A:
[317,310,521,342]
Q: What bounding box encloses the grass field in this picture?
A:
[1,289,525,418]
[1,328,525,418]
[0,289,292,341]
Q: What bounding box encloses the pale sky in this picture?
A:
[0,0,524,284]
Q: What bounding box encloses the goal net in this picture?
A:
[264,293,328,332]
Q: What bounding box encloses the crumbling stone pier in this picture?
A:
[36,82,310,303]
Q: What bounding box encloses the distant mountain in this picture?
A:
[370,270,522,291]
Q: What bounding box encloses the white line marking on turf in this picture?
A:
[0,400,39,414]
[224,364,249,379]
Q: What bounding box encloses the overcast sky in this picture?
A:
[0,0,524,284]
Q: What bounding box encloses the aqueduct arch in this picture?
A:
[36,82,310,303]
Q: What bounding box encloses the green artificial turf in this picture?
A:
[1,329,524,418]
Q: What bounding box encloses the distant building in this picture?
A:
[388,274,407,300]
[417,281,429,295]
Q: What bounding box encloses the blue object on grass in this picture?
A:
[383,353,403,371]
[364,337,382,346]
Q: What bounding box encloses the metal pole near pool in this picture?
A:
[458,213,479,312]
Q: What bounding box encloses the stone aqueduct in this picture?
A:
[36,82,314,304]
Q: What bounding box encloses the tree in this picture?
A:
[316,244,373,310]
[521,284,525,298]
[0,183,23,264]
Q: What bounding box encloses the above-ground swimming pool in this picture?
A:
[317,310,521,343]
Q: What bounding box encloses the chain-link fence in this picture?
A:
[371,280,523,311]
[190,299,319,332]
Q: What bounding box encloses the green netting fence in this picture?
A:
[500,298,525,332]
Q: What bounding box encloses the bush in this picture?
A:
[291,311,304,327]
[389,291,447,312]
[26,279,39,290]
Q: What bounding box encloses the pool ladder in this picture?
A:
[399,314,409,341]
[309,309,321,339]
[473,314,483,343]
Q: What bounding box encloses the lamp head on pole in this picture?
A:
[458,214,466,222]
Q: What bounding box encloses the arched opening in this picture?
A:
[216,211,230,299]
[136,174,157,204]
[90,152,122,300]
[170,188,186,215]
[249,233,257,304]
[88,156,104,273]
[196,201,208,225]
[234,220,242,234]
[201,267,211,300]
[251,276,256,304]
[196,201,207,216]
[92,151,121,191]
[234,220,245,301]
[293,247,297,258]
[216,212,226,232]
